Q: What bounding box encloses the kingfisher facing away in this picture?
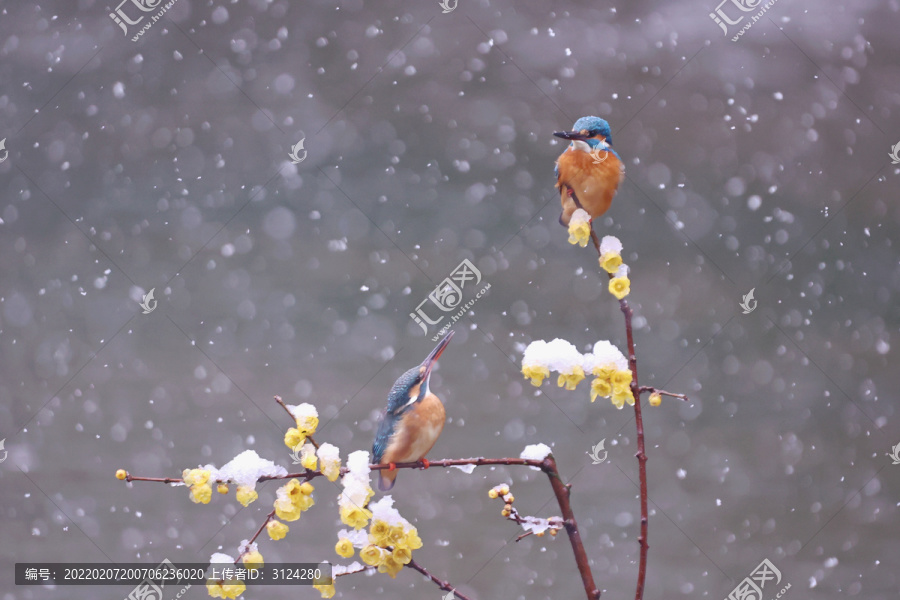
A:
[554,116,625,227]
[373,331,454,491]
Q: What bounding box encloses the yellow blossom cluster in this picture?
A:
[521,338,640,409]
[183,468,213,505]
[206,579,245,599]
[206,553,245,599]
[358,497,423,579]
[488,483,562,538]
[567,208,593,247]
[339,450,374,530]
[274,478,315,522]
[597,235,630,300]
[284,402,319,452]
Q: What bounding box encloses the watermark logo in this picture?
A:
[139,288,157,314]
[587,439,607,464]
[709,0,779,41]
[110,0,180,43]
[889,142,900,165]
[589,147,609,164]
[289,138,307,164]
[889,443,900,465]
[739,288,757,314]
[727,558,789,600]
[126,559,191,600]
[438,0,458,13]
[289,445,303,465]
[410,259,490,341]
[0,138,8,163]
[0,439,7,463]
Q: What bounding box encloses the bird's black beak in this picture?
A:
[554,129,590,141]
[422,330,454,382]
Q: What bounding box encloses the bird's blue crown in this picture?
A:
[571,116,614,148]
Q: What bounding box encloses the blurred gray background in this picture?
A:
[1,0,899,599]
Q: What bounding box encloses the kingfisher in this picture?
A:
[554,115,625,227]
[372,331,454,491]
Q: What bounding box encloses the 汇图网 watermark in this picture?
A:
[110,0,181,43]
[709,0,781,42]
[410,259,490,341]
[726,558,790,600]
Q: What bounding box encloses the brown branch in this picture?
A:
[619,296,649,600]
[405,557,473,600]
[541,454,601,600]
[234,510,275,565]
[579,216,650,600]
[121,457,548,487]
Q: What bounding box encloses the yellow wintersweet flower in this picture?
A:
[242,549,264,570]
[300,445,318,471]
[299,481,315,495]
[609,276,630,300]
[284,427,305,449]
[612,369,632,388]
[649,392,662,407]
[183,468,211,486]
[206,579,246,599]
[266,520,289,541]
[405,529,423,550]
[611,396,625,410]
[313,584,336,599]
[592,365,614,379]
[557,365,585,391]
[296,415,319,436]
[217,484,229,495]
[378,556,404,578]
[115,469,127,480]
[599,252,623,274]
[295,494,315,512]
[359,544,383,566]
[335,538,355,558]
[274,497,301,522]
[392,547,412,565]
[522,363,550,387]
[568,217,592,247]
[369,520,391,547]
[236,486,258,507]
[190,483,212,504]
[340,505,372,530]
[388,525,406,547]
[590,377,612,402]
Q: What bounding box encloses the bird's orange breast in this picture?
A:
[381,393,446,465]
[556,146,624,225]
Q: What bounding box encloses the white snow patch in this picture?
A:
[520,443,552,462]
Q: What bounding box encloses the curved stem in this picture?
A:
[542,455,601,600]
[405,557,473,600]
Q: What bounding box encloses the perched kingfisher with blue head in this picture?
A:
[554,116,625,227]
[372,330,454,491]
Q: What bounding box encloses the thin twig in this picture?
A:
[234,510,275,564]
[637,386,689,402]
[541,454,602,600]
[274,395,319,449]
[405,557,473,600]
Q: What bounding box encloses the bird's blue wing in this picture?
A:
[372,412,395,463]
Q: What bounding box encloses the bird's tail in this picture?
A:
[378,469,397,491]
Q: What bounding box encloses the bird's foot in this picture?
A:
[387,462,396,471]
[418,458,430,469]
